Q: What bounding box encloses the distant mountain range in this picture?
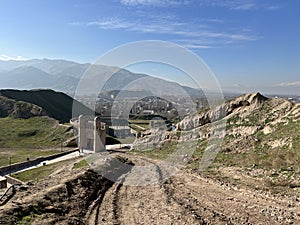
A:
[0,59,205,97]
[0,59,88,93]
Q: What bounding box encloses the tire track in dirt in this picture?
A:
[86,190,106,225]
[87,153,300,224]
[113,154,203,224]
[163,170,300,224]
[87,172,130,225]
[86,155,134,225]
[111,176,126,224]
[145,158,213,225]
[162,177,231,225]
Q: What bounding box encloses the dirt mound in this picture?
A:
[0,170,110,224]
[0,156,134,225]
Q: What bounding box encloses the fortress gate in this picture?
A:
[77,115,106,152]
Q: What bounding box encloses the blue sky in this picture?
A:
[0,0,299,94]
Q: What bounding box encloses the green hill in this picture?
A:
[0,116,71,149]
[0,89,94,123]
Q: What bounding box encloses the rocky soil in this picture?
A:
[0,153,299,225]
[0,96,46,119]
[133,92,299,155]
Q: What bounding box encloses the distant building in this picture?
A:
[109,126,132,139]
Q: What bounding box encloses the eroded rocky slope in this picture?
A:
[0,96,46,119]
[134,92,299,151]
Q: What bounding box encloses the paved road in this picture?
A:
[6,144,132,177]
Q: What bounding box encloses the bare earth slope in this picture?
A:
[0,153,299,225]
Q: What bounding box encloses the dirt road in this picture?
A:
[87,154,300,225]
[0,153,299,224]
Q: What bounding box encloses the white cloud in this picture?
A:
[120,0,280,11]
[87,18,133,29]
[71,1,265,50]
[275,81,300,87]
[231,3,256,10]
[221,0,278,11]
[120,0,190,7]
[0,54,27,61]
[266,5,280,11]
[76,16,260,47]
[181,44,212,49]
[204,18,224,23]
[174,39,215,49]
[207,0,256,10]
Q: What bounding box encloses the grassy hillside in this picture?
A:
[0,148,61,167]
[0,116,75,167]
[0,89,94,123]
[0,117,72,148]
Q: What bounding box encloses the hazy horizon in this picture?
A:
[0,57,299,96]
[0,0,299,95]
